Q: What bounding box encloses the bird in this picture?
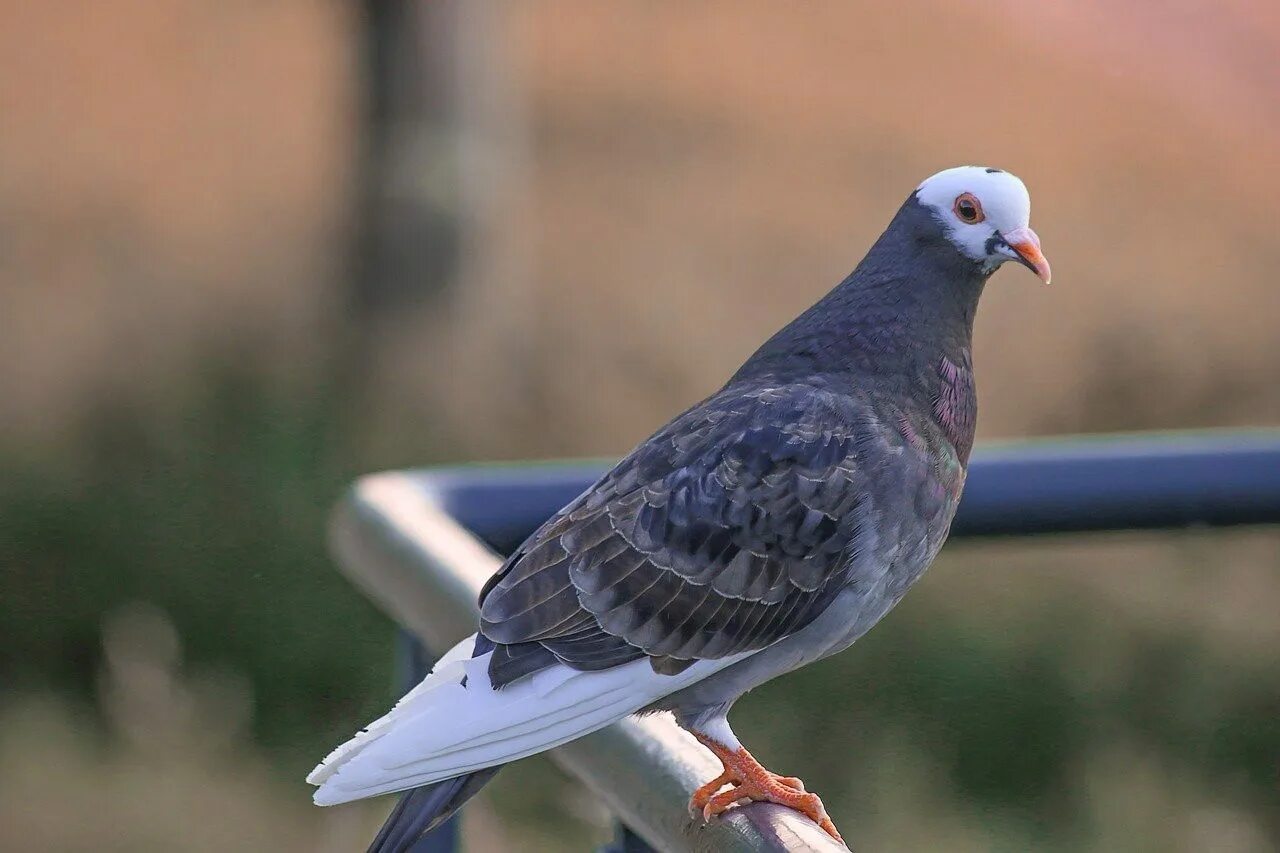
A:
[309,165,1051,851]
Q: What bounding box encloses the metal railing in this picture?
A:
[327,430,1280,852]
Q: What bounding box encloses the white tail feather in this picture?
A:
[305,636,476,787]
[310,634,745,805]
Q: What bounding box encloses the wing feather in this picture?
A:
[478,382,954,685]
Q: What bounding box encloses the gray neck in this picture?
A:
[730,196,988,390]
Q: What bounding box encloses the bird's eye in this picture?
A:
[953,193,984,224]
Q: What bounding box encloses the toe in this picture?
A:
[702,787,751,821]
[818,818,845,846]
[690,770,736,813]
[794,793,843,845]
[775,775,806,791]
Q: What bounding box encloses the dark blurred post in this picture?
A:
[342,0,529,392]
[347,0,457,349]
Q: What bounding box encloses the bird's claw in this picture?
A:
[688,751,842,845]
[696,775,841,844]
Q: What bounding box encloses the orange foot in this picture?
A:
[690,733,844,845]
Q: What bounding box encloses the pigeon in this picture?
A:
[309,165,1051,850]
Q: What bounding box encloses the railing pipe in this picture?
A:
[329,430,1280,851]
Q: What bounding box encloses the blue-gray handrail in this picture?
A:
[328,430,1280,852]
[425,430,1280,553]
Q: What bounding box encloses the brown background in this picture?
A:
[2,2,1277,851]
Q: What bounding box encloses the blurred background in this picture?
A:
[2,2,1278,850]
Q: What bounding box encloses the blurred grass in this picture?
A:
[0,366,394,776]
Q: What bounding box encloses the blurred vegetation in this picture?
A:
[0,365,395,773]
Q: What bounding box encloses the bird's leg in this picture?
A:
[689,729,843,845]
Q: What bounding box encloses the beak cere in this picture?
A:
[1000,225,1052,284]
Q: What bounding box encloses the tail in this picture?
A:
[309,632,743,806]
[368,767,500,853]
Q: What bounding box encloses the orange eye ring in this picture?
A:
[953,192,984,224]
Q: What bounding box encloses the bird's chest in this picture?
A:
[932,352,977,464]
[859,400,972,605]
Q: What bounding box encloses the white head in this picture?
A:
[915,166,1051,283]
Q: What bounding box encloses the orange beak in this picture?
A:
[999,225,1052,284]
